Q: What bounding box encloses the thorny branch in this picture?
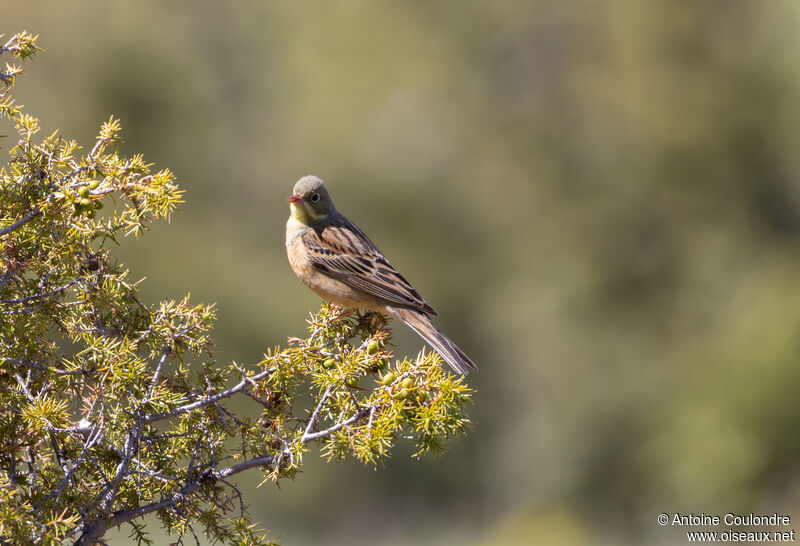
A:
[49,423,106,502]
[0,164,100,239]
[1,35,472,544]
[302,406,374,442]
[302,385,332,439]
[0,207,40,237]
[140,367,276,424]
[104,454,278,530]
[71,383,383,544]
[0,279,82,304]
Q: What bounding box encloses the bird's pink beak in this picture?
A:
[288,194,302,204]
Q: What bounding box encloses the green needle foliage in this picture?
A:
[0,33,472,546]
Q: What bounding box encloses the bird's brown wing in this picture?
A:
[301,214,438,316]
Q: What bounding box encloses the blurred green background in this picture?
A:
[8,1,800,544]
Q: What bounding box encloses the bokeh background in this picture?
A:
[7,2,800,544]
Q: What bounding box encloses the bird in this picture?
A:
[285,175,477,375]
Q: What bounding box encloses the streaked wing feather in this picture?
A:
[302,215,437,316]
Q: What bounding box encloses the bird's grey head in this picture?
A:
[288,175,335,224]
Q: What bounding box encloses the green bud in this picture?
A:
[346,377,359,388]
[88,180,100,190]
[401,378,414,390]
[381,372,395,385]
[94,200,104,210]
[79,198,92,209]
[396,389,411,400]
[367,340,380,355]
[322,358,336,369]
[375,358,388,370]
[77,186,90,198]
[86,210,96,219]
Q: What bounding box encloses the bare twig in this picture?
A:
[302,385,332,440]
[76,419,142,545]
[104,453,277,529]
[96,420,141,512]
[1,279,81,304]
[302,405,374,442]
[48,424,105,502]
[1,357,87,376]
[0,34,20,56]
[13,372,33,400]
[141,367,275,424]
[367,405,377,433]
[146,348,170,400]
[0,207,39,237]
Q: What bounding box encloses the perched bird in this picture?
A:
[285,175,477,375]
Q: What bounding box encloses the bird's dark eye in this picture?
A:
[310,193,320,202]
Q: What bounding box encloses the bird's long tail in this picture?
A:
[386,307,477,375]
